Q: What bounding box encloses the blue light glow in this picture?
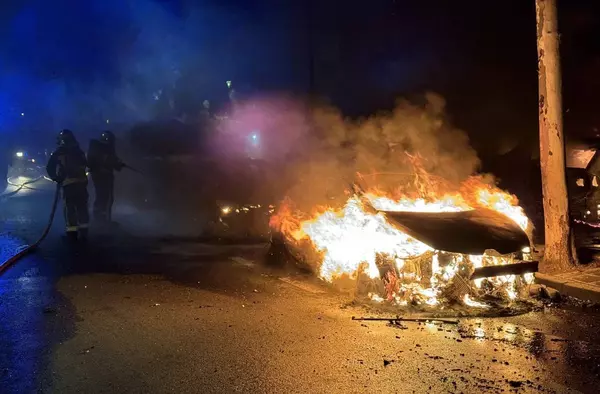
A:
[249,131,260,146]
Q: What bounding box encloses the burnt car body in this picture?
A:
[383,208,530,256]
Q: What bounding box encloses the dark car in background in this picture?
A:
[565,144,600,223]
[564,142,600,260]
[120,155,278,240]
[10,147,47,174]
[6,144,50,182]
[204,158,277,239]
[122,119,281,240]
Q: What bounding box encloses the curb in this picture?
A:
[535,273,600,303]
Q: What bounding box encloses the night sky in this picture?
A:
[0,0,598,157]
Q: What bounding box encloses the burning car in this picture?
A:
[270,174,535,310]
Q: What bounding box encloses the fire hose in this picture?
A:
[0,182,61,275]
[0,165,143,274]
[1,175,44,199]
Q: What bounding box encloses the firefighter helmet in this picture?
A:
[100,130,116,145]
[57,129,76,146]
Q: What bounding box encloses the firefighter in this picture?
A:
[88,130,124,224]
[46,129,89,241]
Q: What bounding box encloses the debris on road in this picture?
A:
[541,286,561,301]
[470,261,538,280]
[507,380,523,388]
[352,316,459,325]
[279,277,326,294]
[80,346,95,355]
[529,283,545,297]
[390,321,409,330]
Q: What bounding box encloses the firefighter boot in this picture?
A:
[79,227,89,242]
[64,231,78,243]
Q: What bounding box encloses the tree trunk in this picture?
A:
[535,0,576,272]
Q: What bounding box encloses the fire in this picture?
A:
[271,175,533,308]
[463,294,490,308]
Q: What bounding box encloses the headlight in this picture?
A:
[218,201,239,216]
[15,151,24,158]
[219,203,272,216]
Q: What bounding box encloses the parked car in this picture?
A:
[123,120,281,240]
[9,147,48,178]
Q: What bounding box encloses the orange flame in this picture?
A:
[271,174,532,307]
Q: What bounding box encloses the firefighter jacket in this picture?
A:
[46,145,88,186]
[87,140,124,177]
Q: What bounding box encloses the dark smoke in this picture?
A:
[279,93,482,213]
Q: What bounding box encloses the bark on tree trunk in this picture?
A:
[535,0,576,272]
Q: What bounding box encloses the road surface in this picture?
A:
[1,184,600,393]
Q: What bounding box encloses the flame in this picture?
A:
[463,294,490,308]
[368,293,385,303]
[366,180,529,233]
[297,197,432,281]
[272,175,533,307]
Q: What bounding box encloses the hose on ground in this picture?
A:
[1,175,44,199]
[0,182,61,275]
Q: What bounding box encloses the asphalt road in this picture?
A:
[1,184,600,394]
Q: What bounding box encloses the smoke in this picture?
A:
[104,91,484,238]
[0,0,293,135]
[279,93,483,212]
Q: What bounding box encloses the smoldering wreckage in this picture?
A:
[269,176,538,315]
[261,94,542,317]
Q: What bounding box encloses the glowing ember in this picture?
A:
[368,293,385,303]
[272,175,533,307]
[463,294,490,309]
[368,195,465,213]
